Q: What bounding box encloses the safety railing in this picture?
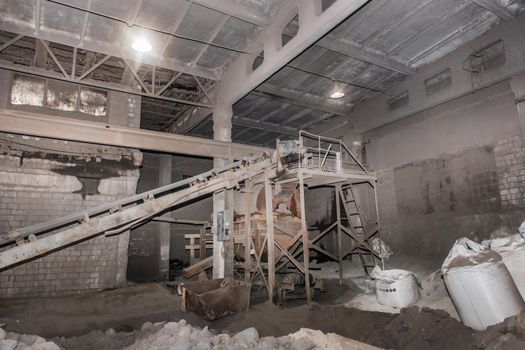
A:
[297,130,368,174]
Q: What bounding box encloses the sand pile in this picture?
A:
[52,318,382,350]
[124,320,382,350]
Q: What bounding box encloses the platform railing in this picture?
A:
[298,130,368,174]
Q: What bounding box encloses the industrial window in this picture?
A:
[252,51,264,71]
[10,74,108,117]
[464,40,505,74]
[79,87,108,116]
[46,79,78,111]
[321,0,337,12]
[387,91,409,111]
[281,13,299,47]
[10,75,45,107]
[425,68,452,96]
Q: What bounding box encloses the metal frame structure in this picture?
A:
[0,129,381,306]
[0,35,214,109]
[0,108,268,159]
[232,131,380,303]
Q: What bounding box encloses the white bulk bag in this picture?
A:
[371,267,420,308]
[442,238,525,331]
[488,234,525,300]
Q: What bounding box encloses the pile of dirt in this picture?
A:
[365,306,474,350]
[364,306,525,350]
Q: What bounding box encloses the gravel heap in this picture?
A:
[0,326,60,350]
[125,320,381,350]
[3,320,381,350]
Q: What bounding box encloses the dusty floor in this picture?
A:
[1,257,524,349]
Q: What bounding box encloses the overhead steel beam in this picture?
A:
[0,34,24,53]
[232,116,298,136]
[0,60,213,109]
[317,38,416,75]
[0,108,269,159]
[189,16,229,70]
[190,0,413,76]
[170,81,350,135]
[187,0,269,26]
[298,112,333,129]
[254,85,350,116]
[471,0,515,20]
[217,0,368,106]
[0,23,218,81]
[327,0,388,40]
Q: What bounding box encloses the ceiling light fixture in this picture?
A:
[330,90,345,99]
[330,81,345,99]
[132,36,152,53]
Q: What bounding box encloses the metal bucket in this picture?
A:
[181,277,251,320]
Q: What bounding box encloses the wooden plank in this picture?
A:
[183,256,213,278]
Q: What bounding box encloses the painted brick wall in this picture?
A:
[495,135,525,208]
[0,137,140,298]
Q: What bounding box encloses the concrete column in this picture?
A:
[212,104,233,278]
[114,231,130,288]
[158,154,172,280]
[110,92,142,287]
[511,73,525,140]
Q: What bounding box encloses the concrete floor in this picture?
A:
[0,255,455,338]
[0,257,466,350]
[1,259,522,350]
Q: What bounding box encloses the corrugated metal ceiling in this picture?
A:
[0,0,524,146]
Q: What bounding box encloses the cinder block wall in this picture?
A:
[127,153,212,282]
[0,136,141,298]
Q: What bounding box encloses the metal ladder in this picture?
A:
[340,184,379,276]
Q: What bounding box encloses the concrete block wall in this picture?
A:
[0,194,127,297]
[127,152,213,282]
[0,141,140,297]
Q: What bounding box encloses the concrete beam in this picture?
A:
[317,37,416,75]
[254,85,350,116]
[217,0,368,106]
[471,0,515,20]
[0,108,269,159]
[195,0,414,76]
[188,0,269,26]
[315,14,525,136]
